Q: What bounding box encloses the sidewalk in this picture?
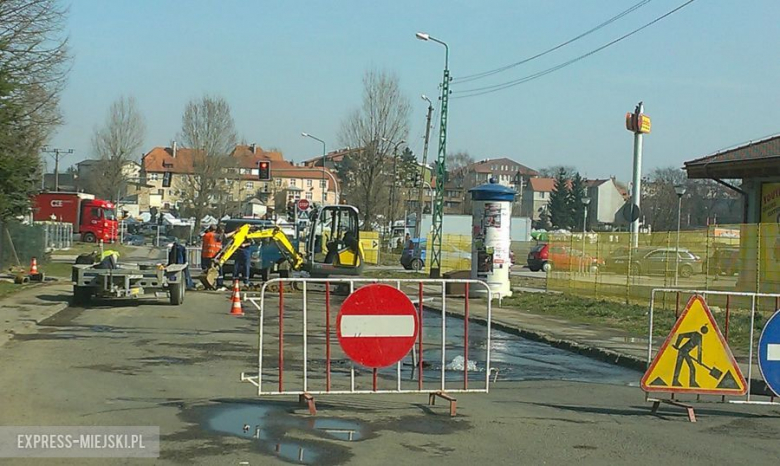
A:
[0,282,71,349]
[435,292,774,397]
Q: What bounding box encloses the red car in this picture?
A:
[527,243,601,272]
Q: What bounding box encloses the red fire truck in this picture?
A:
[32,192,118,243]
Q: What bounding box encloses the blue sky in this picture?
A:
[49,0,780,182]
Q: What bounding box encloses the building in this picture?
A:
[140,143,337,214]
[447,158,537,215]
[585,178,628,228]
[520,178,558,221]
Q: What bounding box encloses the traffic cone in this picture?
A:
[229,280,244,316]
[29,257,39,275]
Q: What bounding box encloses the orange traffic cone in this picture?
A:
[229,280,244,316]
[29,257,39,275]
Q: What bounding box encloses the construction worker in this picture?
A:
[95,250,120,269]
[201,225,221,271]
[225,228,252,287]
[168,238,195,290]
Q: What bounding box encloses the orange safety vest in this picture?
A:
[201,232,222,258]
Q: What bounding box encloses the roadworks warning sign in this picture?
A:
[641,295,747,395]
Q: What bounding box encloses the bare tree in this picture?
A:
[448,151,474,170]
[89,96,145,202]
[538,165,577,178]
[338,68,411,228]
[177,95,237,233]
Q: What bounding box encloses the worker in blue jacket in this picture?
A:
[168,239,195,290]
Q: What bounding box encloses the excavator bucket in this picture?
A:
[200,266,219,290]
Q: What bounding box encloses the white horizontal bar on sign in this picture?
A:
[768,344,780,361]
[340,315,415,338]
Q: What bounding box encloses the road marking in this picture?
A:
[339,315,416,338]
[768,344,780,361]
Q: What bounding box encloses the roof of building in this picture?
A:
[464,158,539,176]
[527,178,557,192]
[302,148,360,166]
[684,133,780,178]
[142,145,291,174]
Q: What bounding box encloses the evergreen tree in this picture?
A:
[568,172,587,231]
[548,168,571,229]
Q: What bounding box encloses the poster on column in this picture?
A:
[760,183,780,292]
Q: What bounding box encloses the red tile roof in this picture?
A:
[143,145,289,174]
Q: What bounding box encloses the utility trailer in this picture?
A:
[72,263,188,306]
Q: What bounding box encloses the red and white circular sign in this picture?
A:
[336,284,419,368]
[297,199,310,211]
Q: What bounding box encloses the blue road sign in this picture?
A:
[758,310,780,397]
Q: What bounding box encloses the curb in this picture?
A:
[433,305,775,397]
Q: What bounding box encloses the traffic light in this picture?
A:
[258,161,271,180]
[286,202,295,221]
[162,171,172,188]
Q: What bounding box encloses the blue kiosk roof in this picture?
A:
[469,179,517,201]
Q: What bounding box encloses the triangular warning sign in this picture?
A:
[640,295,746,395]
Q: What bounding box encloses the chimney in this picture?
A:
[172,141,177,158]
[250,143,256,154]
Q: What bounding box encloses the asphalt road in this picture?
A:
[1,287,779,465]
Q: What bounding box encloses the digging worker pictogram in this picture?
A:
[672,325,709,387]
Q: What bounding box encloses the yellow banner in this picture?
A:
[760,184,780,292]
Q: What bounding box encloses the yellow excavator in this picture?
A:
[201,205,364,288]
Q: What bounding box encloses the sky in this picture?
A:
[47,0,780,183]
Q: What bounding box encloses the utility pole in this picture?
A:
[42,147,74,191]
[429,44,450,278]
[626,102,650,248]
[415,96,434,242]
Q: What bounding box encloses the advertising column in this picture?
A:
[469,180,516,298]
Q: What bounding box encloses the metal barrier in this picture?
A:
[186,247,202,269]
[35,221,73,251]
[647,288,780,407]
[240,278,493,415]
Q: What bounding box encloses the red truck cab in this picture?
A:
[33,192,118,243]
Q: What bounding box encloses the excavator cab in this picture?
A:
[305,205,363,277]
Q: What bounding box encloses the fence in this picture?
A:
[545,224,780,304]
[240,277,493,415]
[36,221,73,251]
[0,221,46,269]
[646,289,780,406]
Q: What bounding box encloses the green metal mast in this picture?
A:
[429,44,449,278]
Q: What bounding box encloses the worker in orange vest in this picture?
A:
[201,225,222,270]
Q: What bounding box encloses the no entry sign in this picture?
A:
[337,284,419,368]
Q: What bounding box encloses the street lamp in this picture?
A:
[382,138,406,235]
[301,132,327,205]
[581,197,591,273]
[416,31,449,278]
[674,184,687,286]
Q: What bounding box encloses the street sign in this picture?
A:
[758,310,780,397]
[297,199,310,211]
[337,284,419,368]
[621,203,641,223]
[641,295,746,395]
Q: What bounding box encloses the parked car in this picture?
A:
[123,234,146,246]
[527,243,601,273]
[708,247,741,276]
[604,247,703,277]
[401,239,515,272]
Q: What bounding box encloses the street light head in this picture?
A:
[581,197,591,206]
[415,32,430,41]
[301,132,309,137]
[674,184,687,197]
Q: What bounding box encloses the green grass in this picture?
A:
[58,242,135,257]
[42,262,73,278]
[501,291,761,357]
[0,282,18,299]
[361,269,427,280]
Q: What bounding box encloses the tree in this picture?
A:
[89,96,145,202]
[338,68,411,228]
[539,165,577,178]
[548,168,572,229]
[177,95,237,233]
[0,0,69,221]
[448,151,474,171]
[568,172,587,231]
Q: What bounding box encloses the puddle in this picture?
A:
[193,401,365,464]
[12,333,83,341]
[137,356,190,365]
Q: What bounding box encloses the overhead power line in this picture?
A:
[452,0,654,84]
[453,0,697,100]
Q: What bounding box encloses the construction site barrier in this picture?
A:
[240,278,493,415]
[647,288,780,407]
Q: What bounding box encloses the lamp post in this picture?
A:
[415,94,434,243]
[382,138,406,240]
[581,197,591,273]
[674,184,686,286]
[301,132,326,205]
[416,31,449,278]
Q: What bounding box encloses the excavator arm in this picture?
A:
[201,224,303,289]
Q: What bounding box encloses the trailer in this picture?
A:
[71,263,188,306]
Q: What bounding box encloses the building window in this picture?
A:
[306,192,313,200]
[149,173,159,182]
[245,182,254,190]
[157,189,164,199]
[276,179,282,187]
[306,179,312,188]
[290,179,297,187]
[320,179,327,188]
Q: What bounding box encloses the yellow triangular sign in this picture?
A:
[641,295,746,395]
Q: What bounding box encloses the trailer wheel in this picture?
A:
[82,232,96,243]
[73,286,92,306]
[170,282,184,305]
